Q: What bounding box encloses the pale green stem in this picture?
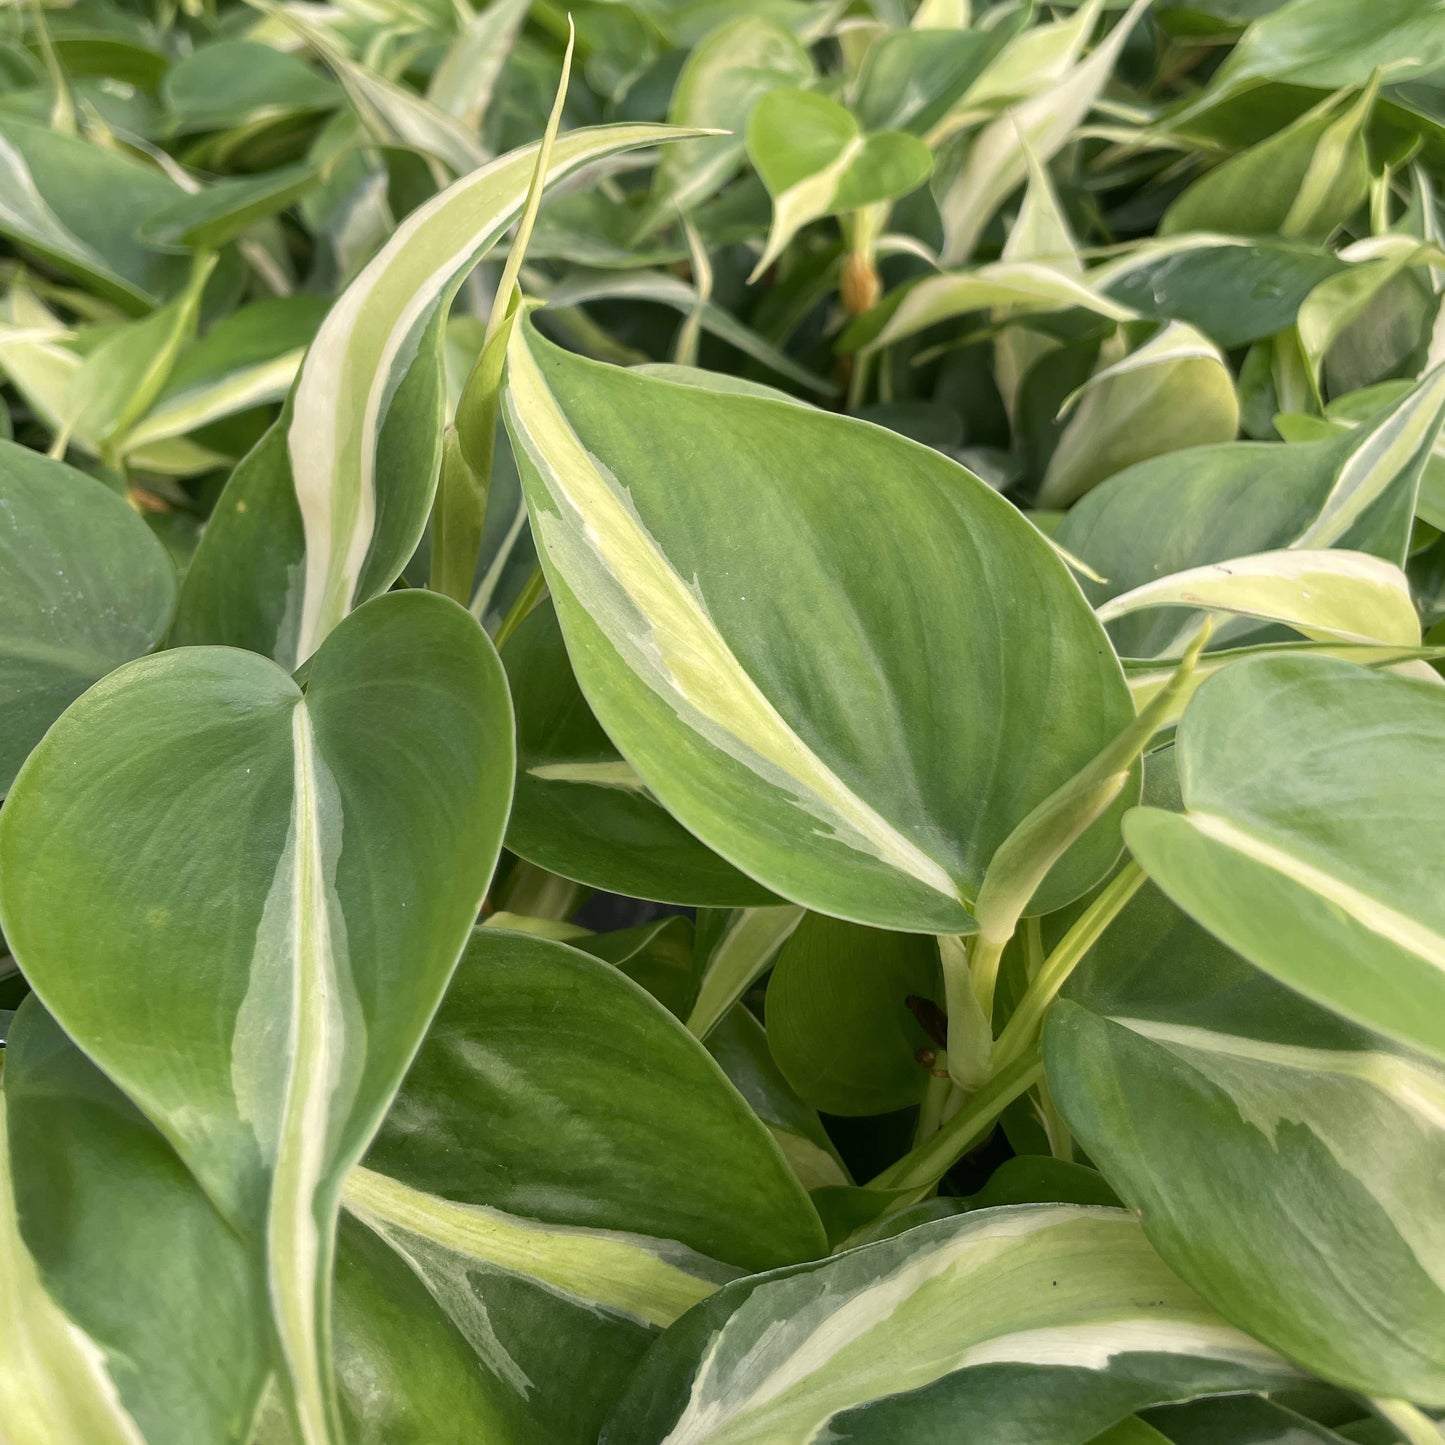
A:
[912,1059,953,1149]
[869,1047,1043,1193]
[992,861,1146,1074]
[967,931,1007,1025]
[1370,1399,1445,1445]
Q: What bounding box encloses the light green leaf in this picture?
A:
[0,440,176,794]
[161,40,339,134]
[602,1205,1299,1444]
[126,296,328,454]
[0,1001,270,1444]
[745,88,931,281]
[853,20,1020,136]
[0,590,515,1442]
[503,320,1138,932]
[426,0,530,132]
[175,122,697,667]
[687,905,805,1041]
[1095,548,1421,649]
[1047,871,1445,1402]
[1038,323,1240,508]
[648,15,814,224]
[66,254,216,453]
[1213,0,1445,92]
[860,260,1136,356]
[139,164,323,250]
[1125,654,1445,1065]
[1057,366,1445,656]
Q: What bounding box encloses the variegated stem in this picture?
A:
[1369,1399,1445,1445]
[869,1047,1044,1193]
[993,861,1147,1075]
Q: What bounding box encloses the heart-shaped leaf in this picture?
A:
[0,589,514,1439]
[503,321,1138,932]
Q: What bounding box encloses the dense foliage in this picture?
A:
[2,0,1445,1441]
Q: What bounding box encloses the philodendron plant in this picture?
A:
[4,0,1445,1441]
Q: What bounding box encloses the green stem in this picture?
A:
[491,565,548,653]
[992,861,1146,1073]
[868,1047,1043,1193]
[912,1060,953,1148]
[1369,1399,1445,1445]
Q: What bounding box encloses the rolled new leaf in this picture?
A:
[0,589,515,1443]
[502,319,1137,932]
[175,121,700,668]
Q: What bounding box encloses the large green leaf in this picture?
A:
[502,320,1138,932]
[0,1001,270,1444]
[175,123,694,668]
[1046,875,1445,1402]
[337,928,826,1440]
[502,598,777,906]
[0,440,176,794]
[0,589,515,1441]
[602,1205,1299,1444]
[1125,654,1445,1064]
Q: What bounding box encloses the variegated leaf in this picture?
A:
[936,0,1151,265]
[1095,548,1421,652]
[1047,871,1445,1402]
[339,928,825,1441]
[1038,323,1240,509]
[0,591,515,1442]
[1125,654,1445,1065]
[0,1001,270,1445]
[603,1205,1299,1444]
[502,320,1138,932]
